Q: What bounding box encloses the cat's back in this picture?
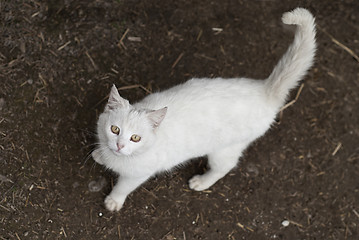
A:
[137,77,266,109]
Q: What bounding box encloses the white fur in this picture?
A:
[92,8,316,212]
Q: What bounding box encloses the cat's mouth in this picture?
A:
[111,148,131,157]
[112,149,123,156]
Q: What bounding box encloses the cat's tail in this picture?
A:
[265,8,316,107]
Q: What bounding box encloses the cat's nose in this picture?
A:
[116,143,124,151]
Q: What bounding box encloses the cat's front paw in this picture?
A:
[104,195,123,212]
[189,174,212,191]
[92,149,104,165]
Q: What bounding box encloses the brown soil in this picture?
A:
[1,0,358,239]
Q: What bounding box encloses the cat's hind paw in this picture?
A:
[189,174,213,191]
[104,195,123,212]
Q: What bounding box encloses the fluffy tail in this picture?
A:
[265,8,316,107]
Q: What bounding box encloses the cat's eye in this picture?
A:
[130,134,141,142]
[111,125,120,135]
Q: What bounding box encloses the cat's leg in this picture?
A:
[91,148,104,165]
[105,175,149,211]
[189,144,245,191]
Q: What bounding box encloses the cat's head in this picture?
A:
[97,85,167,157]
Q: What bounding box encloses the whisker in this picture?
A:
[81,144,106,166]
[83,151,94,166]
[89,161,98,173]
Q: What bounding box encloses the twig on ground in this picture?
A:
[118,225,121,240]
[237,222,253,232]
[288,219,304,228]
[280,83,305,112]
[353,209,359,218]
[15,233,21,240]
[141,187,159,199]
[85,51,98,70]
[0,204,11,212]
[318,25,359,63]
[118,28,130,49]
[197,29,203,41]
[57,41,71,51]
[60,227,67,238]
[127,36,141,42]
[172,52,184,69]
[0,174,13,183]
[237,222,246,230]
[332,142,342,156]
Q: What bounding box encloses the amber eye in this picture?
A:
[130,134,141,142]
[110,125,120,135]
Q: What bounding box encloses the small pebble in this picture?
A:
[72,181,80,189]
[246,163,259,177]
[88,176,107,192]
[281,220,290,227]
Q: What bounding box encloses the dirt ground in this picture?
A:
[1,0,358,239]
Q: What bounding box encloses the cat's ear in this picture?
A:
[146,107,167,128]
[105,85,130,111]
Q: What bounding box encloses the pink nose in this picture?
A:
[117,143,124,150]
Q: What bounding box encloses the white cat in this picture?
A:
[92,8,316,212]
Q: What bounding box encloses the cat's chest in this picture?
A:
[105,149,168,177]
